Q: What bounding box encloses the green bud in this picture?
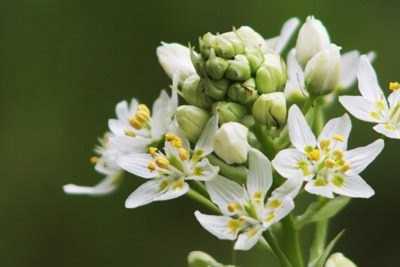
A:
[252,92,287,128]
[205,48,229,80]
[221,31,245,55]
[176,105,211,143]
[214,34,235,58]
[190,46,207,77]
[236,26,268,53]
[225,54,251,82]
[228,78,259,104]
[245,47,265,75]
[199,33,216,59]
[256,53,287,94]
[204,77,230,100]
[212,101,247,125]
[325,253,356,267]
[188,251,234,267]
[182,74,215,109]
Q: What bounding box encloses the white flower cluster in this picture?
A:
[64,15,395,265]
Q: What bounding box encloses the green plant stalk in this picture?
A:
[188,180,209,198]
[295,197,330,230]
[186,188,222,215]
[302,95,317,115]
[206,154,248,184]
[264,231,293,267]
[251,124,278,159]
[308,220,328,267]
[280,214,304,267]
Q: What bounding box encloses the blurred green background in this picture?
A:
[1,0,399,266]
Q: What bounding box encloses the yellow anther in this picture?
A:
[370,112,380,120]
[148,162,156,172]
[389,82,400,90]
[308,149,320,161]
[332,150,344,161]
[227,203,236,213]
[135,110,150,123]
[103,134,109,142]
[179,148,188,161]
[90,156,100,164]
[376,101,385,112]
[227,220,241,233]
[137,104,150,115]
[339,163,350,173]
[129,117,144,130]
[320,138,331,151]
[155,157,170,169]
[385,125,396,130]
[172,137,182,149]
[264,213,275,223]
[165,134,176,141]
[124,130,136,137]
[253,192,262,203]
[333,135,344,142]
[149,147,157,158]
[324,159,336,169]
[269,199,282,209]
[314,177,327,187]
[239,216,246,222]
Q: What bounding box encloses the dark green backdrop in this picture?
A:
[0,0,399,266]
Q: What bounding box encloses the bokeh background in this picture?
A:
[1,0,399,266]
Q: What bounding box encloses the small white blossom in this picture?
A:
[340,55,400,139]
[117,116,220,208]
[195,148,302,250]
[272,105,384,199]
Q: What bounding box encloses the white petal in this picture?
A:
[108,135,150,154]
[263,197,294,228]
[272,148,311,180]
[187,158,219,181]
[373,124,400,139]
[234,226,264,250]
[270,175,303,200]
[206,175,247,216]
[115,100,129,121]
[94,150,120,175]
[344,139,384,175]
[339,96,382,123]
[154,180,189,201]
[357,55,385,102]
[285,49,306,99]
[117,153,158,178]
[195,114,219,156]
[388,90,400,109]
[329,174,374,198]
[338,50,360,89]
[246,148,273,200]
[305,180,334,198]
[156,42,196,85]
[194,211,238,240]
[318,113,352,151]
[125,179,165,208]
[63,172,122,196]
[265,17,300,54]
[288,105,316,151]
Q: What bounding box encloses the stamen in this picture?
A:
[339,163,350,173]
[165,134,176,141]
[320,138,330,151]
[103,134,109,142]
[172,137,182,149]
[239,216,246,222]
[135,110,150,123]
[308,149,320,161]
[179,148,188,161]
[90,156,100,164]
[227,203,236,212]
[155,157,170,169]
[333,135,344,142]
[389,82,400,91]
[137,104,150,115]
[149,147,157,158]
[332,150,344,161]
[124,130,136,137]
[324,159,336,169]
[129,117,143,130]
[148,162,156,172]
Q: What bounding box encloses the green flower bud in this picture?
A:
[176,105,211,143]
[256,53,287,94]
[205,48,229,80]
[225,54,251,82]
[199,32,216,59]
[228,78,259,104]
[252,92,287,128]
[236,26,268,53]
[190,46,207,77]
[212,101,247,124]
[221,31,245,55]
[182,74,215,109]
[325,253,356,267]
[213,122,249,164]
[188,251,234,267]
[204,77,230,100]
[245,47,265,75]
[214,34,235,58]
[304,44,341,96]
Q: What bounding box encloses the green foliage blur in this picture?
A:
[0,0,399,266]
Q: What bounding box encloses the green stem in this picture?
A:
[264,231,293,267]
[251,124,278,159]
[231,243,237,265]
[295,197,330,230]
[206,154,248,184]
[380,134,387,141]
[312,99,325,136]
[308,220,329,267]
[186,188,221,215]
[188,180,208,198]
[302,95,317,115]
[280,214,304,267]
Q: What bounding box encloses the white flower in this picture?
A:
[325,253,356,267]
[339,55,400,139]
[63,133,124,195]
[265,17,300,54]
[117,115,220,208]
[272,105,384,199]
[285,48,376,101]
[195,148,302,250]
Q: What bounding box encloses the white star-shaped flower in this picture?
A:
[272,105,384,199]
[340,55,400,139]
[195,148,302,250]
